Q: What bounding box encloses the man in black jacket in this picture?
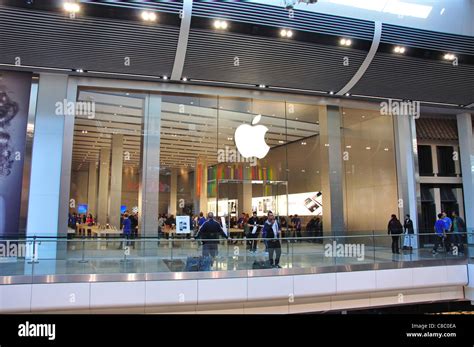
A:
[388,214,403,254]
[403,214,414,250]
[247,212,261,253]
[195,212,230,259]
[263,211,281,268]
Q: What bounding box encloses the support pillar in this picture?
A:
[169,168,178,216]
[194,161,208,215]
[87,163,98,217]
[26,73,68,260]
[139,94,161,237]
[456,113,474,244]
[394,115,420,248]
[97,148,110,226]
[108,134,123,229]
[319,105,345,236]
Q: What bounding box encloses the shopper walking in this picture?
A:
[195,212,230,261]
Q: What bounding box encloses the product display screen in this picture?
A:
[77,204,88,214]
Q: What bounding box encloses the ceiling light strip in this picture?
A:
[171,0,193,81]
[336,21,382,96]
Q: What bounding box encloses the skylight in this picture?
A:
[328,0,433,19]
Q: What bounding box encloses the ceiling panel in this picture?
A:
[183,29,366,92]
[0,5,179,76]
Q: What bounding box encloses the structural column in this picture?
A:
[26,73,68,260]
[238,168,252,215]
[57,78,78,238]
[393,114,420,248]
[108,134,124,229]
[26,73,67,237]
[193,160,208,214]
[139,94,161,237]
[169,168,178,216]
[456,113,474,244]
[319,105,345,236]
[87,163,98,217]
[97,148,110,226]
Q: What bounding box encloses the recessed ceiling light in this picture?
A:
[64,2,80,13]
[340,38,352,46]
[258,84,266,88]
[443,53,456,61]
[345,93,350,97]
[329,91,334,95]
[141,11,157,22]
[394,46,406,54]
[384,148,389,151]
[162,75,168,80]
[280,29,293,38]
[214,20,228,30]
[366,146,371,150]
[182,77,188,82]
[301,142,307,145]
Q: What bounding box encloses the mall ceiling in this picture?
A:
[0,1,473,107]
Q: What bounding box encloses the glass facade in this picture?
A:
[67,86,404,237]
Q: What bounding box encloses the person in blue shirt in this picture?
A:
[442,212,452,232]
[119,213,132,249]
[433,213,448,254]
[197,212,206,227]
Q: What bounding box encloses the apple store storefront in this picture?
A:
[2,72,412,255]
[62,78,400,243]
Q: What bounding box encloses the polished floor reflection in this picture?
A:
[0,239,470,277]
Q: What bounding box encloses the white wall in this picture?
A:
[0,265,467,313]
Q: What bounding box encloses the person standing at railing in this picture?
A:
[247,211,261,253]
[433,213,449,255]
[451,211,465,254]
[402,214,414,250]
[387,214,403,254]
[195,212,230,262]
[263,211,281,268]
[442,212,453,251]
[119,213,132,250]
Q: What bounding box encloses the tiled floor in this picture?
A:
[0,239,470,276]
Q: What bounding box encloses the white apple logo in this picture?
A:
[234,114,270,159]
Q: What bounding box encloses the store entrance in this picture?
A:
[212,179,288,237]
